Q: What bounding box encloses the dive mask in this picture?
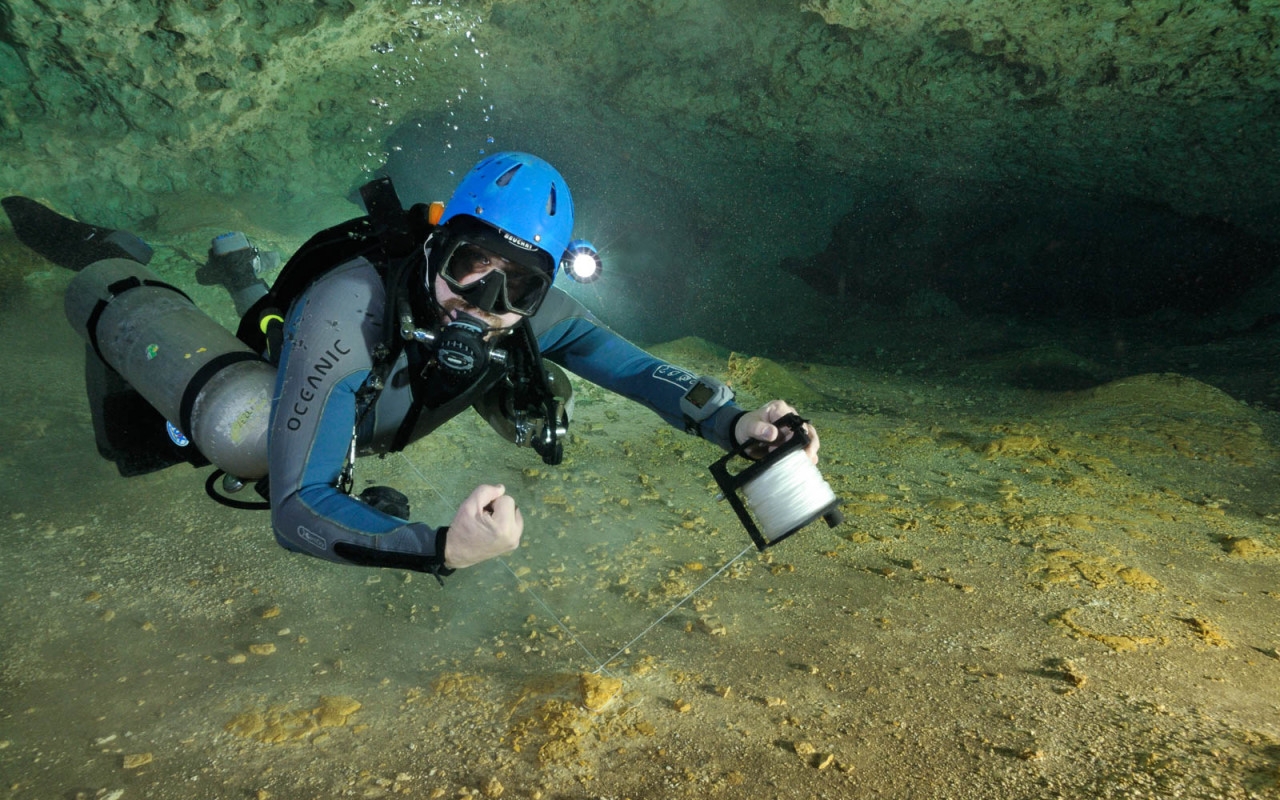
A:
[427,218,554,317]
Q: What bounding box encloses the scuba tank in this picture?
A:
[64,258,275,480]
[60,176,573,489]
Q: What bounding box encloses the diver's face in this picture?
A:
[433,247,525,332]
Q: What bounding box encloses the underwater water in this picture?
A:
[3,1,1280,799]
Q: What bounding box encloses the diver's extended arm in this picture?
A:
[532,288,745,451]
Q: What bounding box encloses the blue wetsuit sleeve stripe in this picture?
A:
[294,370,403,534]
[267,263,446,573]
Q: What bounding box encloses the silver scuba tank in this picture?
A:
[64,258,275,479]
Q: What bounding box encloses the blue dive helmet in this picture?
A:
[438,152,574,279]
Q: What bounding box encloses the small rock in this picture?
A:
[697,617,727,636]
[249,643,276,656]
[579,672,622,713]
[122,752,153,769]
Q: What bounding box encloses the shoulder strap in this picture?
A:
[234,215,380,353]
[234,177,435,356]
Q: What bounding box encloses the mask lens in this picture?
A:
[500,262,549,311]
[439,239,550,316]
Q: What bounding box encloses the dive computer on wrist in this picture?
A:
[681,375,734,433]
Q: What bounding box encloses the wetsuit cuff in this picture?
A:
[431,526,455,586]
[708,404,747,453]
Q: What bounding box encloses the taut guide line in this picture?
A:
[398,452,751,676]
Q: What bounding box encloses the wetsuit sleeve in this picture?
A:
[267,262,452,576]
[532,288,745,451]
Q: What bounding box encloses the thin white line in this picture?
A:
[397,451,752,677]
[594,543,754,673]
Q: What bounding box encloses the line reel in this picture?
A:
[709,414,844,550]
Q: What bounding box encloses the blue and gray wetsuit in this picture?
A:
[269,257,744,577]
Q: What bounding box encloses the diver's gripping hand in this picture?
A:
[734,400,821,464]
[444,484,523,568]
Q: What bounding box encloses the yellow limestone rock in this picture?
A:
[122,752,153,769]
[727,352,823,406]
[1179,617,1231,648]
[1117,566,1161,590]
[317,695,362,727]
[1053,608,1160,652]
[1224,536,1272,558]
[579,672,622,713]
[225,696,361,743]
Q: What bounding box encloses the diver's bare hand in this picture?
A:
[733,400,820,464]
[444,484,523,568]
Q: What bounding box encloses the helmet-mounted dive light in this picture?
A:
[561,239,602,284]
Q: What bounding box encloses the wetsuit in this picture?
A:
[269,257,745,577]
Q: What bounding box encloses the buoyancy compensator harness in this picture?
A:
[232,176,568,506]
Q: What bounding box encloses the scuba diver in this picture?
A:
[3,152,820,581]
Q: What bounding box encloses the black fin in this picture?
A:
[2,196,153,270]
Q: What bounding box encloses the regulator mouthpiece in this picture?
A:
[434,312,501,383]
[709,414,843,550]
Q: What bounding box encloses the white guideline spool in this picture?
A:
[741,448,838,539]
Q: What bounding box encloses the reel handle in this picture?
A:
[735,412,809,460]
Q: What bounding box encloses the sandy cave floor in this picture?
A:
[1,267,1280,800]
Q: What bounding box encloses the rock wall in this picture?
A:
[4,0,1275,219]
[0,0,1275,328]
[0,0,494,226]
[479,0,1279,224]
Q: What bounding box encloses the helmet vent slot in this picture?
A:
[547,185,557,216]
[496,164,521,187]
